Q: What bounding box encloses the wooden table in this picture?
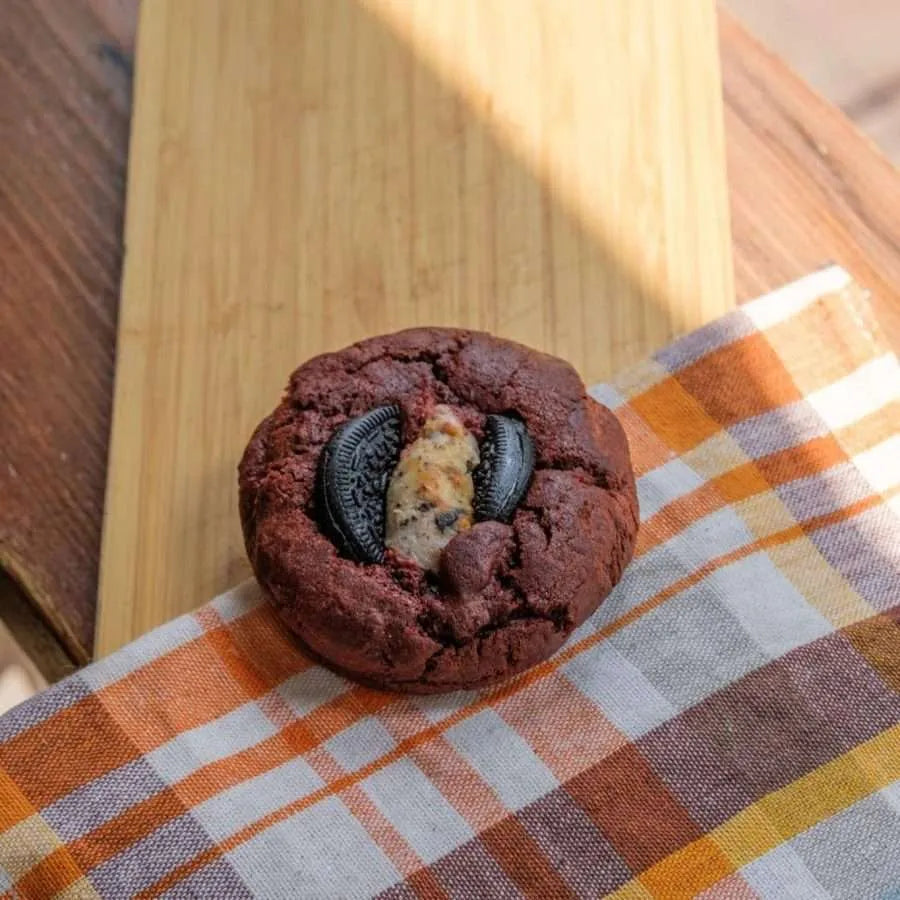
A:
[2,1,899,676]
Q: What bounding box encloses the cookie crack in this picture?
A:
[415,603,567,678]
[415,525,539,675]
[534,460,614,491]
[518,505,553,548]
[342,333,469,380]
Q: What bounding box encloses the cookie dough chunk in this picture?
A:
[385,406,478,572]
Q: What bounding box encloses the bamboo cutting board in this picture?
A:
[97,0,733,654]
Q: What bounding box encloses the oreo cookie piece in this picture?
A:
[317,405,401,563]
[473,415,535,522]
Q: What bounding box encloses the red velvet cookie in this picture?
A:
[239,328,638,692]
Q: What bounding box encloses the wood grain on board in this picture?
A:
[0,0,136,663]
[95,0,734,653]
[725,0,900,162]
[4,3,900,670]
[721,10,900,345]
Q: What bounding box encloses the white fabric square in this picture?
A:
[636,457,705,520]
[325,716,395,772]
[744,265,850,330]
[609,581,767,711]
[610,507,753,621]
[414,691,479,723]
[853,435,900,494]
[807,355,899,432]
[226,796,399,899]
[881,779,900,815]
[195,757,323,842]
[276,666,348,718]
[146,701,278,785]
[562,641,676,738]
[445,709,558,810]
[588,383,627,410]
[362,758,473,863]
[211,580,264,622]
[710,552,833,658]
[742,843,831,899]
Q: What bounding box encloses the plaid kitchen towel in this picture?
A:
[2,266,899,900]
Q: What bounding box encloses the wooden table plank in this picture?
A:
[2,5,899,668]
[721,10,900,347]
[0,0,134,663]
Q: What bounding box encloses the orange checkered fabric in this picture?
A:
[1,267,898,899]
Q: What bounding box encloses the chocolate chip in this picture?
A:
[316,405,401,562]
[435,509,461,531]
[473,415,535,522]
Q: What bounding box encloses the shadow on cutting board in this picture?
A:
[100,0,733,649]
